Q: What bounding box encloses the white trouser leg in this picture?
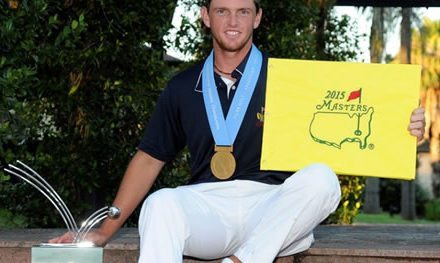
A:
[234,163,341,262]
[138,188,189,262]
[137,182,274,262]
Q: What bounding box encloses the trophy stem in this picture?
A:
[3,167,76,234]
[16,160,79,231]
[4,162,78,233]
[77,211,108,243]
[74,206,108,243]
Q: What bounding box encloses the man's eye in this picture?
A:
[216,9,227,16]
[239,9,250,16]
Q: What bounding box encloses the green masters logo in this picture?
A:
[309,89,374,150]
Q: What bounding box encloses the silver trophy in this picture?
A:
[3,160,120,263]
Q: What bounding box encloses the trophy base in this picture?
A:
[32,244,103,263]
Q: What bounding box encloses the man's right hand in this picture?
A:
[48,229,110,246]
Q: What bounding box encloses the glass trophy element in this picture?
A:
[3,160,113,263]
[32,244,103,263]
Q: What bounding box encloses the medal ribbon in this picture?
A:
[202,45,262,146]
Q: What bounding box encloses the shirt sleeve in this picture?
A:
[137,83,186,162]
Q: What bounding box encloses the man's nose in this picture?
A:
[227,13,239,27]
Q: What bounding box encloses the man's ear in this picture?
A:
[254,8,262,29]
[201,6,211,28]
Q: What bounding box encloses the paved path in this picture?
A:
[0,224,439,262]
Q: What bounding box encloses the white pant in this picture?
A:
[138,163,341,263]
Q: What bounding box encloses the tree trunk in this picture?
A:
[363,7,385,214]
[363,178,382,213]
[314,0,336,58]
[400,7,416,220]
[399,8,412,65]
[369,8,385,63]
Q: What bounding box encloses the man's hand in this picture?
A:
[48,229,109,247]
[408,107,426,143]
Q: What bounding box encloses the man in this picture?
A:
[51,0,426,262]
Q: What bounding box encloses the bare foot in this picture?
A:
[230,255,242,263]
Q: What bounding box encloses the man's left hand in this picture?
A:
[408,107,426,143]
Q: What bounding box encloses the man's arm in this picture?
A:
[49,150,165,245]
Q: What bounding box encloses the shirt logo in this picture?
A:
[309,88,375,150]
[256,106,265,127]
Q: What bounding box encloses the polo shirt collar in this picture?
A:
[213,48,251,89]
[195,48,252,93]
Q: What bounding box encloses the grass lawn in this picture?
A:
[354,212,440,224]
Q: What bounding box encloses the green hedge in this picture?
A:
[425,199,440,221]
[0,0,177,227]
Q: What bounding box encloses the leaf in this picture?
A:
[68,84,79,95]
[71,20,78,30]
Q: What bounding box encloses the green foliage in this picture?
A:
[0,208,29,228]
[1,0,176,227]
[424,199,440,221]
[415,183,431,216]
[256,1,362,62]
[0,173,29,228]
[326,175,364,224]
[379,179,432,217]
[355,212,439,224]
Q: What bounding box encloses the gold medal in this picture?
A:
[211,145,236,180]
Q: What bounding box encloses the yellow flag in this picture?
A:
[261,58,421,180]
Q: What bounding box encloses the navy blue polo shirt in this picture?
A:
[138,51,292,185]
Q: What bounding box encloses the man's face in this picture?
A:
[201,0,262,52]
